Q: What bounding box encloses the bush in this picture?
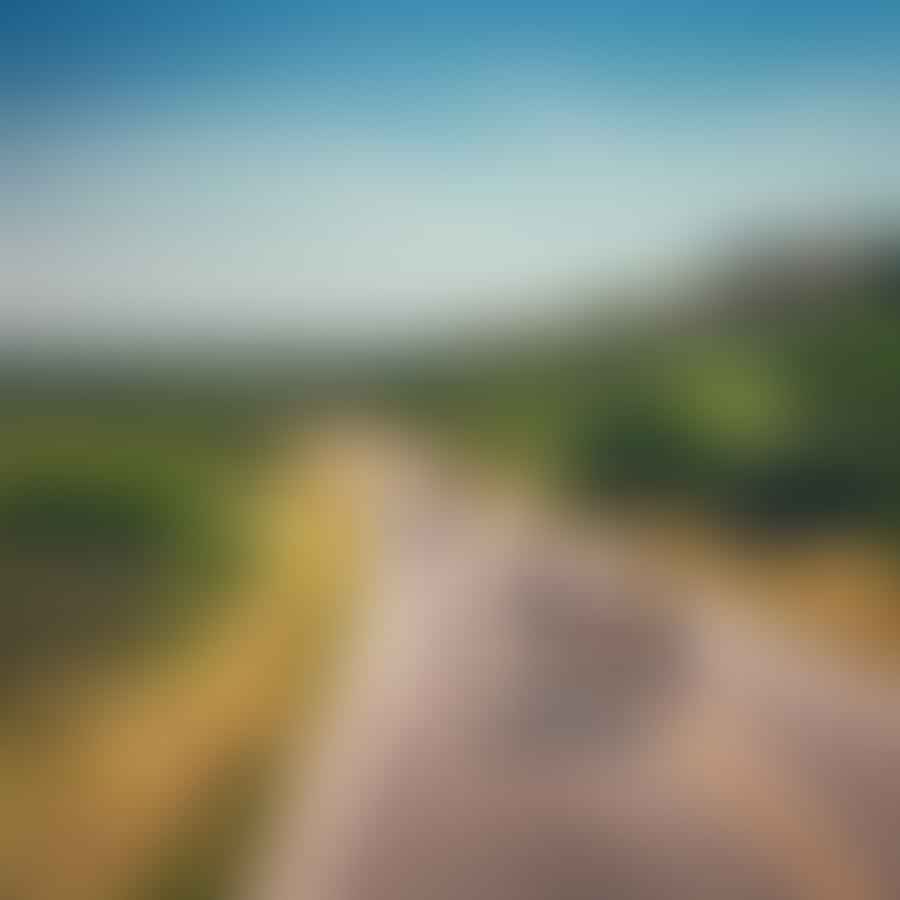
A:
[721,450,881,536]
[564,401,709,504]
[0,445,241,679]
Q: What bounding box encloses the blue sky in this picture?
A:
[4,1,900,347]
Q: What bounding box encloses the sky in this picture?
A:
[4,1,900,349]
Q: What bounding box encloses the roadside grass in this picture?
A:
[0,424,372,900]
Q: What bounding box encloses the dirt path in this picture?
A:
[243,454,900,900]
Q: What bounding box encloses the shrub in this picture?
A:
[0,444,241,679]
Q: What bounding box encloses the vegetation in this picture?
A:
[0,430,247,693]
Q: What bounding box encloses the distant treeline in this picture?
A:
[3,233,900,542]
[383,237,900,539]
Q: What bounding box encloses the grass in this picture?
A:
[0,423,374,900]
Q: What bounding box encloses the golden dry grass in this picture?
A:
[612,508,900,673]
[0,424,382,900]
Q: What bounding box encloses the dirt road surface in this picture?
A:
[241,457,900,900]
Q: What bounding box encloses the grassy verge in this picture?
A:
[0,424,372,900]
